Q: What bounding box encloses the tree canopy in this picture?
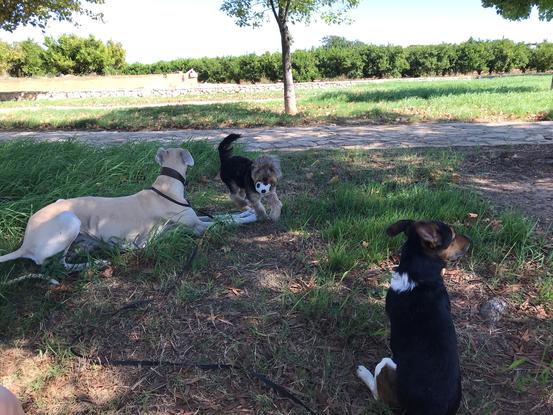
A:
[481,0,553,21]
[221,0,361,27]
[0,0,104,32]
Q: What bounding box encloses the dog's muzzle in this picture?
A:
[255,182,271,194]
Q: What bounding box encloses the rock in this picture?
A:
[479,297,508,323]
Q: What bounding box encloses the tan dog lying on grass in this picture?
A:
[0,147,255,282]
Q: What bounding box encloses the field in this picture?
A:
[0,140,551,414]
[0,75,552,130]
[0,73,197,92]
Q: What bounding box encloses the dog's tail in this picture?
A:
[0,248,24,263]
[218,134,241,163]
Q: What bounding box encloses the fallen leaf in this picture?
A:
[467,212,478,221]
[328,175,339,185]
[100,267,113,278]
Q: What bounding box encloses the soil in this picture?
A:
[461,144,553,228]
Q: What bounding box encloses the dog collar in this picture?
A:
[160,167,187,187]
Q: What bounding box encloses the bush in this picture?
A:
[529,42,553,72]
[260,52,281,82]
[239,54,264,83]
[361,45,407,78]
[0,41,19,75]
[292,49,320,81]
[454,39,493,74]
[404,45,439,77]
[487,39,531,73]
[316,47,364,79]
[9,39,46,77]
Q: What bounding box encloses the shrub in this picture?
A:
[292,49,320,81]
[529,42,553,72]
[454,39,493,74]
[260,52,281,82]
[316,47,364,79]
[8,39,46,77]
[361,45,407,78]
[404,45,439,77]
[487,39,531,73]
[239,54,264,83]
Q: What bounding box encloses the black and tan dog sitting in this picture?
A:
[218,134,282,221]
[357,220,470,415]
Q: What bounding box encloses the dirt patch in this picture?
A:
[461,144,553,227]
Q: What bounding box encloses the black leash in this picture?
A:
[148,186,191,208]
[69,300,316,414]
[150,167,213,218]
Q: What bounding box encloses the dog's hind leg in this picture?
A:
[26,211,82,265]
[230,192,248,209]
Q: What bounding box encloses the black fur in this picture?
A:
[218,134,256,194]
[387,221,462,415]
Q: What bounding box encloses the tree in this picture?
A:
[221,0,361,115]
[9,39,46,77]
[1,0,104,32]
[481,0,553,87]
[321,35,365,49]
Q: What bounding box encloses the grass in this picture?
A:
[0,75,551,130]
[0,140,551,414]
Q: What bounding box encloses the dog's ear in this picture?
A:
[386,220,414,237]
[180,149,194,167]
[155,148,167,165]
[414,222,441,248]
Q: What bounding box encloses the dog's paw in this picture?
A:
[235,209,255,219]
[237,212,257,224]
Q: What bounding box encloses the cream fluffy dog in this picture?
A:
[0,147,255,274]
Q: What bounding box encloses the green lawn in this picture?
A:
[0,75,551,130]
[0,140,551,414]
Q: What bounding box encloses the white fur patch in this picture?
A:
[390,271,417,293]
[375,357,397,377]
[255,182,271,195]
[356,365,378,399]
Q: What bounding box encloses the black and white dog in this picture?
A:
[218,134,282,221]
[357,220,470,415]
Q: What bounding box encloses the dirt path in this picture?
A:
[0,121,552,151]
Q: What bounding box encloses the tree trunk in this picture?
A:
[279,23,297,115]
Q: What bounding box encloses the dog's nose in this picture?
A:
[261,189,266,193]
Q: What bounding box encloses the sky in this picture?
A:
[0,0,551,63]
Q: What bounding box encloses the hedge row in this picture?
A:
[123,39,553,82]
[1,36,553,81]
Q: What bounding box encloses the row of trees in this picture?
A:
[0,34,125,77]
[1,35,552,81]
[121,38,553,82]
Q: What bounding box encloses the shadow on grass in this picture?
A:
[314,85,541,104]
[74,102,301,130]
[0,143,551,414]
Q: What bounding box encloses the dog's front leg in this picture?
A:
[246,192,268,221]
[172,210,213,235]
[265,192,282,221]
